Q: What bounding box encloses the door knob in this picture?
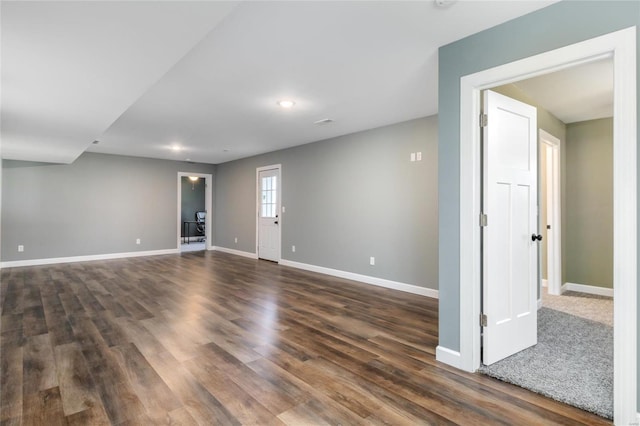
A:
[274,221,279,225]
[531,234,543,241]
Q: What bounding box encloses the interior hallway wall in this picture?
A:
[565,117,613,289]
[215,116,438,290]
[1,152,215,262]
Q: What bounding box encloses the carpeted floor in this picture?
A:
[479,307,613,419]
[542,289,613,327]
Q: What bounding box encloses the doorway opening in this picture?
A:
[177,172,213,252]
[455,27,636,424]
[478,73,614,416]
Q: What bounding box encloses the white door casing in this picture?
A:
[540,130,561,296]
[257,166,281,262]
[482,90,538,365]
[446,27,636,425]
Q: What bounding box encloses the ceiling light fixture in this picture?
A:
[171,144,182,152]
[188,176,199,190]
[277,100,296,109]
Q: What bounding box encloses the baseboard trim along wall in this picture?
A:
[212,246,259,259]
[0,248,179,268]
[279,259,438,299]
[562,282,614,298]
[436,346,462,369]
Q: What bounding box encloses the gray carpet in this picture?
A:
[478,307,613,419]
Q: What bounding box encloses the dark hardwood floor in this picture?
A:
[1,251,610,425]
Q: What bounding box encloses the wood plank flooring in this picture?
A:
[1,251,611,425]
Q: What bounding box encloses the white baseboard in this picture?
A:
[436,346,462,369]
[542,279,548,288]
[279,259,438,299]
[0,248,179,268]
[212,246,258,259]
[562,282,614,298]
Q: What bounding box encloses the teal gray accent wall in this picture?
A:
[1,152,215,261]
[215,116,438,289]
[565,118,613,289]
[181,176,206,237]
[437,0,638,357]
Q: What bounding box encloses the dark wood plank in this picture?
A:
[53,342,101,417]
[23,333,58,394]
[0,336,23,422]
[22,386,66,426]
[0,252,612,426]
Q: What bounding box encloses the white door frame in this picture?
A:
[256,164,282,261]
[177,172,213,250]
[539,130,562,296]
[456,27,636,424]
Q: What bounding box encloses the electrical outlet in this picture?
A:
[417,151,422,161]
[234,237,238,244]
[18,245,24,252]
[292,245,296,252]
[136,238,141,245]
[282,206,286,213]
[370,256,375,266]
[410,153,416,162]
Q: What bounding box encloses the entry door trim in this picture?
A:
[454,27,636,424]
[256,164,282,261]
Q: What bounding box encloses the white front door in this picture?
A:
[482,90,539,365]
[258,167,281,262]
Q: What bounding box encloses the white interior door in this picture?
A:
[258,167,281,262]
[482,90,539,365]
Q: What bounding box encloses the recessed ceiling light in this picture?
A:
[171,144,182,152]
[314,118,334,126]
[277,100,295,109]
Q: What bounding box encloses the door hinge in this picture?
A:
[480,313,488,327]
[480,113,488,128]
[480,213,488,227]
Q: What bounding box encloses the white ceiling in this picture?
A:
[2,1,560,165]
[514,58,613,124]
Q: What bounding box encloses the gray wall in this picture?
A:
[438,0,638,353]
[1,152,215,261]
[565,118,613,288]
[181,176,206,237]
[215,116,438,289]
[437,0,639,409]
